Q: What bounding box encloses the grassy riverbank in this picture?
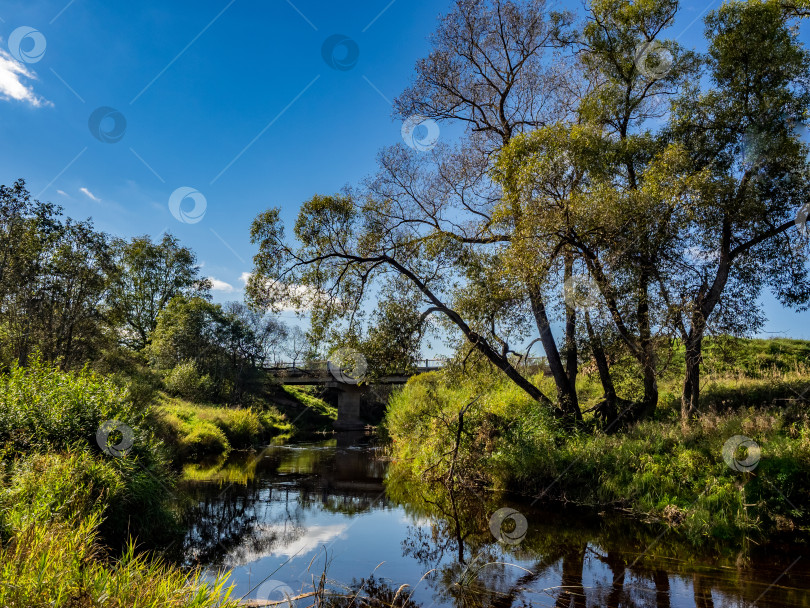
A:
[153,395,292,460]
[151,386,335,461]
[0,359,340,606]
[0,451,238,608]
[0,361,244,606]
[384,338,810,542]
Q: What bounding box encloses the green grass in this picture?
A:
[384,339,810,542]
[153,394,294,461]
[0,362,241,607]
[0,357,142,453]
[152,384,337,462]
[281,385,338,417]
[0,451,237,608]
[0,360,178,547]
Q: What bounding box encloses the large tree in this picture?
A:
[666,0,810,421]
[0,180,114,368]
[393,0,584,415]
[569,0,698,416]
[107,234,210,350]
[498,0,810,424]
[249,0,587,418]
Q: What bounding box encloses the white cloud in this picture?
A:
[56,190,69,197]
[0,49,51,107]
[238,275,329,311]
[249,279,333,311]
[266,524,347,559]
[278,283,333,310]
[209,277,235,293]
[220,523,349,567]
[79,187,101,202]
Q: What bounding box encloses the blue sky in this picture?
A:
[1,0,809,345]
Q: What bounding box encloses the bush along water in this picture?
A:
[0,360,239,607]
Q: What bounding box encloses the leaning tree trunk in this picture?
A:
[679,222,734,427]
[528,281,581,420]
[585,311,621,426]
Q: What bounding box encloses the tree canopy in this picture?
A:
[248,0,810,426]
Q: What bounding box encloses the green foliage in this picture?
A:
[91,345,164,409]
[0,451,121,534]
[699,337,810,377]
[0,357,140,453]
[359,284,425,378]
[159,412,231,460]
[147,296,266,405]
[0,362,180,546]
[0,449,179,548]
[164,360,216,402]
[0,179,115,369]
[107,233,211,350]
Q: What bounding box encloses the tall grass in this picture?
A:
[0,448,237,607]
[0,360,179,546]
[0,491,237,608]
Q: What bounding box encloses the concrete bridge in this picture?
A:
[263,359,446,430]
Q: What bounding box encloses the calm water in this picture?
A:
[176,436,809,608]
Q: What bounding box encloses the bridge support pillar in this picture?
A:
[332,383,365,431]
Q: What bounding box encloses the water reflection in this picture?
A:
[175,438,809,608]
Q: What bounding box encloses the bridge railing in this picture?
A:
[262,358,448,373]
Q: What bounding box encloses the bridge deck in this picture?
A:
[262,358,549,386]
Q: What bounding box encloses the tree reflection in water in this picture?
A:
[174,438,390,568]
[387,460,807,608]
[173,440,808,608]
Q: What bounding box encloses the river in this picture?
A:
[174,435,809,608]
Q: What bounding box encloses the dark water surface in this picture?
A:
[177,436,809,607]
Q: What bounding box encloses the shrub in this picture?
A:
[164,361,215,402]
[0,358,140,454]
[91,346,164,409]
